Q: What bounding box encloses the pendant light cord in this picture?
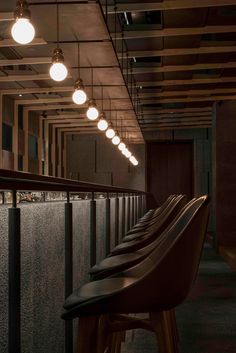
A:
[56,0,59,48]
[77,42,80,77]
[101,86,104,111]
[110,98,112,123]
[91,68,93,99]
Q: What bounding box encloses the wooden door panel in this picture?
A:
[147,142,193,206]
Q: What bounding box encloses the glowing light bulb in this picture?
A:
[50,62,68,82]
[122,148,127,156]
[112,135,121,145]
[130,156,138,166]
[11,18,35,45]
[106,128,115,139]
[126,150,132,158]
[87,107,99,120]
[97,118,108,131]
[118,142,126,151]
[49,48,68,82]
[72,89,87,105]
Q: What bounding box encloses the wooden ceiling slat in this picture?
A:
[142,94,236,104]
[0,38,47,47]
[143,107,212,114]
[142,113,212,119]
[107,0,236,13]
[0,57,51,66]
[143,124,211,131]
[119,46,236,59]
[115,25,236,40]
[132,61,236,74]
[138,77,236,87]
[140,117,212,124]
[140,87,236,98]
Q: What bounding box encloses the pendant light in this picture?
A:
[106,127,115,139]
[125,149,132,158]
[97,87,108,131]
[98,112,108,131]
[118,142,126,151]
[87,68,99,120]
[130,156,138,166]
[12,0,35,45]
[111,111,120,145]
[72,43,87,105]
[49,1,68,82]
[105,99,115,138]
[112,135,121,145]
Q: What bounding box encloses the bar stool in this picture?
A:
[109,194,187,256]
[62,196,210,353]
[90,198,196,281]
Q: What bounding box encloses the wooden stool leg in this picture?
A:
[76,316,99,353]
[149,311,173,353]
[168,309,180,353]
[97,315,111,353]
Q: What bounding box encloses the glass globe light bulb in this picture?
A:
[126,150,132,158]
[130,156,135,164]
[118,142,126,151]
[106,128,115,139]
[130,156,138,166]
[122,148,127,156]
[112,135,121,145]
[11,18,35,45]
[87,106,99,120]
[97,119,108,131]
[50,62,68,82]
[72,89,87,105]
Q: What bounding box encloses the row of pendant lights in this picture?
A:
[11,0,139,166]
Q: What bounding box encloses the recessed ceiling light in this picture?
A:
[19,94,22,97]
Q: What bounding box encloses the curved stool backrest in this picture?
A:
[107,196,210,313]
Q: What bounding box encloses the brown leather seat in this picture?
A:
[90,198,197,281]
[62,195,210,353]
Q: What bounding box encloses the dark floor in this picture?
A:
[122,246,236,353]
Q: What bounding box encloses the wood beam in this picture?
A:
[119,46,236,59]
[140,117,212,125]
[107,0,236,13]
[0,73,54,82]
[16,97,129,105]
[114,25,236,40]
[132,61,236,74]
[139,87,236,98]
[0,57,51,66]
[0,12,14,21]
[25,104,134,112]
[1,84,125,95]
[142,107,212,114]
[143,124,211,131]
[139,112,212,120]
[0,38,47,47]
[141,94,236,104]
[138,77,236,87]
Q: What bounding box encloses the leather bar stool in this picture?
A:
[62,195,210,353]
[123,195,182,240]
[108,194,187,256]
[90,198,196,281]
[126,194,177,234]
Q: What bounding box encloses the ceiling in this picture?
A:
[103,0,236,133]
[1,0,236,139]
[0,0,143,144]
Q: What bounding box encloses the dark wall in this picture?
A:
[214,101,236,246]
